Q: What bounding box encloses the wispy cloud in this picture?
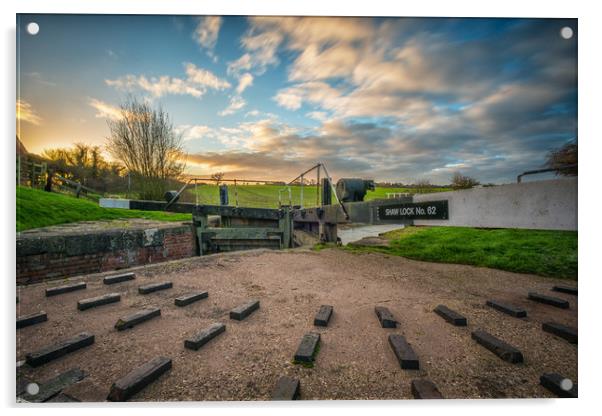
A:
[16,100,42,125]
[219,96,246,116]
[176,124,211,141]
[194,16,222,60]
[106,62,230,99]
[235,73,254,94]
[227,27,283,76]
[88,98,122,121]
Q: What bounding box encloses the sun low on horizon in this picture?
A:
[16,15,577,184]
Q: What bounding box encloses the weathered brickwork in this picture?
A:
[17,224,196,285]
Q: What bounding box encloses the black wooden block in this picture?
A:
[107,356,172,402]
[540,373,577,398]
[115,307,161,331]
[46,393,80,403]
[77,293,121,311]
[184,323,225,350]
[230,300,260,320]
[411,379,444,399]
[175,291,208,307]
[542,322,577,344]
[271,376,300,400]
[46,282,87,297]
[486,300,527,318]
[388,334,419,370]
[528,292,569,309]
[104,272,135,285]
[471,330,523,363]
[17,311,48,329]
[314,305,333,327]
[26,332,95,367]
[138,282,173,294]
[434,305,467,326]
[552,285,577,296]
[294,332,321,363]
[19,368,86,403]
[375,306,397,328]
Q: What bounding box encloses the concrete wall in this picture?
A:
[413,177,577,230]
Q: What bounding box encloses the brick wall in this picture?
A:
[17,224,196,285]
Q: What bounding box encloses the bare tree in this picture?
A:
[545,139,577,176]
[210,172,225,185]
[106,97,185,200]
[414,178,432,194]
[451,172,480,190]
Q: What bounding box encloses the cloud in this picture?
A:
[227,26,283,76]
[176,124,211,141]
[194,16,222,58]
[306,111,328,121]
[106,63,230,99]
[16,100,42,125]
[219,96,246,116]
[25,72,56,87]
[235,73,254,94]
[88,98,122,121]
[184,63,231,90]
[115,17,577,184]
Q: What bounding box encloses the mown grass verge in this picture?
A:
[16,186,191,232]
[341,226,577,280]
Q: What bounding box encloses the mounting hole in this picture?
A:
[560,26,573,40]
[26,22,39,35]
[26,383,39,395]
[560,378,573,391]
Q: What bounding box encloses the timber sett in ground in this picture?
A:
[114,307,161,331]
[486,300,527,318]
[77,293,121,311]
[107,356,173,402]
[411,379,443,399]
[175,291,208,307]
[388,334,419,370]
[294,332,321,364]
[528,292,569,309]
[314,305,333,327]
[45,282,87,297]
[230,300,260,320]
[271,376,300,400]
[138,282,173,294]
[17,311,47,329]
[540,373,577,398]
[25,332,95,367]
[433,305,466,326]
[542,322,577,344]
[375,306,397,328]
[471,330,523,363]
[104,272,135,285]
[184,323,226,350]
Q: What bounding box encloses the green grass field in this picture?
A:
[342,226,578,279]
[184,184,451,208]
[16,186,191,232]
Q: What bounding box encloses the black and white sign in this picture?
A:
[377,200,449,220]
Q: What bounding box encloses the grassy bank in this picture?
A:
[16,186,191,232]
[186,184,451,208]
[344,226,577,279]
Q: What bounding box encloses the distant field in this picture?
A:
[184,184,451,208]
[17,186,191,232]
[343,226,578,280]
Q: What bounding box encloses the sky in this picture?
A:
[16,15,577,184]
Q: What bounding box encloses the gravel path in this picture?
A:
[16,248,577,401]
